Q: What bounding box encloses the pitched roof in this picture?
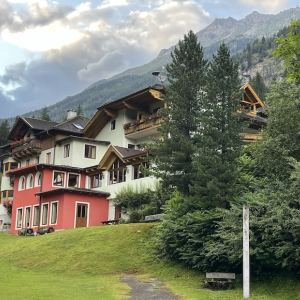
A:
[84,85,164,138]
[8,116,58,140]
[96,145,147,171]
[36,115,90,136]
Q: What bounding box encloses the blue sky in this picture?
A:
[0,0,299,118]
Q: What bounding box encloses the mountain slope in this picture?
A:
[3,7,300,125]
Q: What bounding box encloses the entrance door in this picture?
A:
[76,203,88,228]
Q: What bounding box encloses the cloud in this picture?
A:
[0,0,213,118]
[78,50,129,81]
[240,0,290,13]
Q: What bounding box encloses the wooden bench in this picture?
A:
[203,272,235,289]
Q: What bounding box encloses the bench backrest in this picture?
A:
[206,272,235,279]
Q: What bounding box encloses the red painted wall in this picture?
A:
[10,167,108,235]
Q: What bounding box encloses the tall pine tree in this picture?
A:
[192,43,246,208]
[149,30,208,198]
[40,106,51,121]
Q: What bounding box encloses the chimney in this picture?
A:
[67,109,77,120]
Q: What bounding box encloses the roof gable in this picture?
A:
[8,117,58,140]
[98,145,147,171]
[84,85,164,138]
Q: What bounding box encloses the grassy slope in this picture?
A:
[1,224,300,300]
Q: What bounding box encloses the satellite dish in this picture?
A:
[157,71,167,83]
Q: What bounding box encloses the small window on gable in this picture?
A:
[35,156,39,164]
[26,159,30,166]
[68,173,80,188]
[111,120,116,131]
[53,171,65,187]
[64,144,70,158]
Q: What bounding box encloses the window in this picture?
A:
[26,159,30,166]
[111,120,116,130]
[46,152,51,164]
[84,145,96,159]
[109,158,126,185]
[1,190,13,202]
[68,173,80,188]
[50,202,58,225]
[35,172,42,186]
[41,203,49,226]
[8,190,13,199]
[91,174,102,188]
[128,144,135,149]
[27,174,33,188]
[19,176,25,190]
[133,163,149,180]
[33,205,40,227]
[35,156,39,164]
[16,208,23,229]
[24,206,31,227]
[64,144,70,158]
[53,171,65,187]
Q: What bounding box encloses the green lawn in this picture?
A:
[1,224,300,299]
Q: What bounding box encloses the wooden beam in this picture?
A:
[104,109,118,118]
[123,101,149,113]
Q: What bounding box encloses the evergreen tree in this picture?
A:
[249,71,269,101]
[149,30,208,198]
[274,19,300,81]
[192,43,246,208]
[40,106,51,121]
[0,120,11,155]
[76,105,84,116]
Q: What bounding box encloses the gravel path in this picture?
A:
[122,277,179,300]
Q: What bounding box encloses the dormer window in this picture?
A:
[111,120,116,131]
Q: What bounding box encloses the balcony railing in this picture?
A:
[11,139,42,158]
[124,117,163,136]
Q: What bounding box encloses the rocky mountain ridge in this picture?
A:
[3,6,300,125]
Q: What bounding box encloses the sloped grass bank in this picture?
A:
[1,224,300,299]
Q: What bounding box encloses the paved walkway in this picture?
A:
[122,277,179,300]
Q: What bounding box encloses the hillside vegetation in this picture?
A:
[1,224,300,300]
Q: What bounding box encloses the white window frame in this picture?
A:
[84,144,96,159]
[35,172,42,187]
[24,206,31,228]
[50,201,59,225]
[52,171,66,187]
[67,173,81,188]
[41,203,49,226]
[32,204,40,227]
[46,152,51,164]
[19,176,26,191]
[63,144,70,158]
[16,207,23,229]
[27,174,34,189]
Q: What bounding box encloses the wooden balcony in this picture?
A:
[11,139,42,158]
[124,117,163,139]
